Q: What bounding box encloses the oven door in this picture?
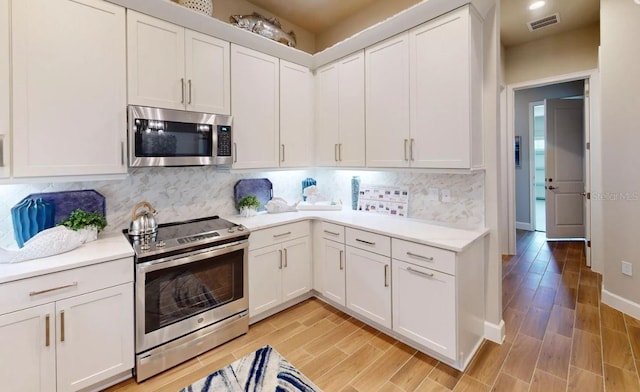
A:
[135,240,248,353]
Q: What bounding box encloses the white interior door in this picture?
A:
[545,98,585,238]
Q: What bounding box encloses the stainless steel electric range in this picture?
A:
[125,216,250,382]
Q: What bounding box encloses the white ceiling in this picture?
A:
[246,0,600,48]
[500,0,599,47]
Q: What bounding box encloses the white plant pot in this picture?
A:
[77,227,98,243]
[240,207,257,218]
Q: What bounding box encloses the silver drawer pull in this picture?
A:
[384,264,389,287]
[406,252,434,261]
[356,238,375,246]
[339,250,344,270]
[407,267,434,278]
[45,314,50,347]
[324,230,340,236]
[0,135,5,167]
[29,282,78,297]
[273,231,292,238]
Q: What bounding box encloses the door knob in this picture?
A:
[548,186,558,190]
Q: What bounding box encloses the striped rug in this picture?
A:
[179,345,321,392]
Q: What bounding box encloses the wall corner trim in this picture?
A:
[484,319,505,343]
[602,287,640,320]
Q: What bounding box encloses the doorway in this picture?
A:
[531,102,546,232]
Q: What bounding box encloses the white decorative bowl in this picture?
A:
[178,0,213,16]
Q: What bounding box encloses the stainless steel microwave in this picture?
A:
[128,105,232,167]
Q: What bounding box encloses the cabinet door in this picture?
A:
[410,10,471,168]
[281,237,312,301]
[231,44,279,169]
[345,247,391,328]
[280,60,313,168]
[185,30,230,114]
[248,244,283,317]
[338,51,366,167]
[0,303,56,392]
[392,260,456,359]
[127,10,185,110]
[314,63,340,167]
[12,0,127,177]
[0,0,9,178]
[365,33,410,168]
[321,239,346,306]
[56,283,134,392]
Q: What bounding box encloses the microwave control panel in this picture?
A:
[217,125,232,157]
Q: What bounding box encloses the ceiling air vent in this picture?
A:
[527,13,560,31]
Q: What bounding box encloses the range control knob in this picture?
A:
[156,240,166,248]
[237,225,246,232]
[227,227,236,233]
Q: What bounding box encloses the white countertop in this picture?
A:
[0,233,134,284]
[225,210,488,252]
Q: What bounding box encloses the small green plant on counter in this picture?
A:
[236,195,261,211]
[58,209,107,231]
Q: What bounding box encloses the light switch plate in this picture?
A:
[622,261,633,276]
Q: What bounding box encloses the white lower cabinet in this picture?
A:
[345,246,391,329]
[249,223,311,318]
[320,238,346,306]
[0,258,134,392]
[392,260,455,359]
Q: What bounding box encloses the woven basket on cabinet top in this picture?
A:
[178,0,213,16]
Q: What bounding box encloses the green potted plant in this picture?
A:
[237,195,260,217]
[58,209,107,243]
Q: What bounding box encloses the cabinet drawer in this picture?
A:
[346,228,390,257]
[320,222,344,242]
[249,221,310,250]
[392,239,455,275]
[0,258,133,315]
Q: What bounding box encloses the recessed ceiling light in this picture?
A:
[529,1,546,10]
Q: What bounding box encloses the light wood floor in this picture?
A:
[107,231,640,391]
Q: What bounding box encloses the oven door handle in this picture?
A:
[137,240,248,273]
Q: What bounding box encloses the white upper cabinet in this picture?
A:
[409,7,483,169]
[127,11,230,114]
[184,30,231,114]
[231,44,280,169]
[365,34,410,168]
[280,60,313,168]
[12,0,127,177]
[315,51,365,167]
[0,0,9,178]
[365,6,482,169]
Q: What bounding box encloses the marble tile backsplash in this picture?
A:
[0,168,484,248]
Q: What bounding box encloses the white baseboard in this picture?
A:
[602,287,640,320]
[515,221,533,231]
[484,320,505,344]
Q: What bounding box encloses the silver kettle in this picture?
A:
[129,201,158,236]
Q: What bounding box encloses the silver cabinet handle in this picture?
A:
[339,143,342,162]
[281,144,285,162]
[180,78,185,103]
[407,267,434,278]
[0,135,4,167]
[384,264,389,287]
[29,282,78,297]
[410,138,415,161]
[60,310,65,342]
[339,250,344,270]
[188,79,192,104]
[283,248,288,268]
[233,143,238,163]
[406,252,434,261]
[356,238,375,246]
[324,230,340,236]
[273,231,291,238]
[121,141,125,166]
[335,144,339,162]
[404,139,409,161]
[278,249,283,269]
[45,314,50,347]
